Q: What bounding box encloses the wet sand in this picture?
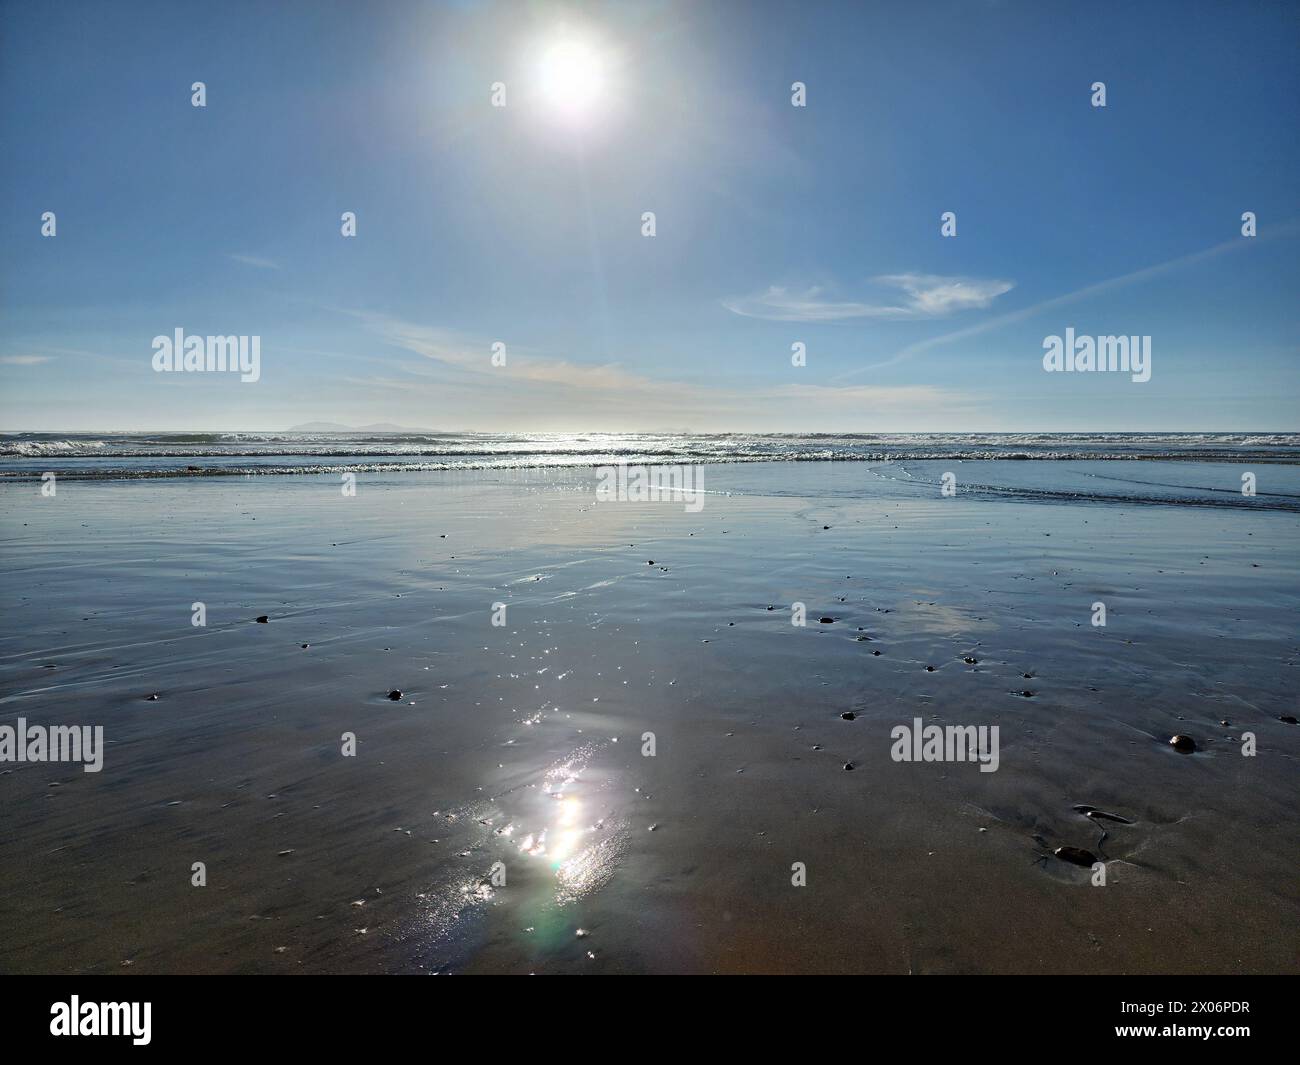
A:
[1,463,1297,973]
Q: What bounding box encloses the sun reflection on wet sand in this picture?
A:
[412,740,630,961]
[516,747,628,903]
[555,830,627,905]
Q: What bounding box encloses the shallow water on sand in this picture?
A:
[1,464,1297,973]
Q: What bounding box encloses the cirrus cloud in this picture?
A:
[722,273,1014,322]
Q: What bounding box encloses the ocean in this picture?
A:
[4,430,1300,510]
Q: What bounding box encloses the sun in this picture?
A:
[538,35,610,124]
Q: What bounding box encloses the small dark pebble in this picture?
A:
[647,560,654,565]
[1169,734,1196,753]
[1280,715,1298,725]
[1018,690,1034,698]
[963,657,978,665]
[819,617,834,624]
[1054,846,1098,867]
[145,693,160,701]
[843,762,854,771]
[388,690,403,701]
[255,616,269,624]
[925,665,936,672]
[871,650,882,656]
[841,712,856,721]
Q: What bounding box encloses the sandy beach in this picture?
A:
[2,458,1296,974]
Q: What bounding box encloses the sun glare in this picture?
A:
[538,36,609,123]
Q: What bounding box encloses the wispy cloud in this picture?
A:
[356,312,660,394]
[228,253,281,270]
[722,274,1014,322]
[833,224,1300,380]
[0,355,54,365]
[336,310,987,429]
[876,274,1015,316]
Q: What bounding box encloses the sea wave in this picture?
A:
[4,456,1297,512]
[4,439,109,456]
[1,431,1298,476]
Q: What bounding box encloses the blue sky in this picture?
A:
[2,0,1297,431]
